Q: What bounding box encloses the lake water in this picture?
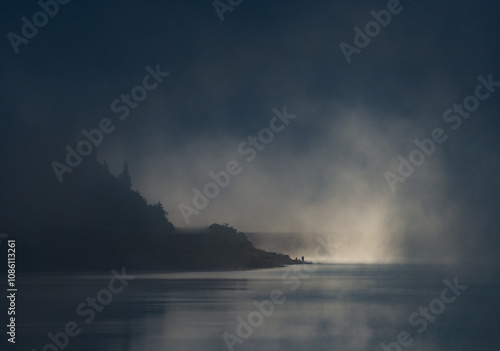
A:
[13,264,500,351]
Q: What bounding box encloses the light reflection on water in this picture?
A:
[15,264,500,351]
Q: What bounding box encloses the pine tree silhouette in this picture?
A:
[117,162,132,188]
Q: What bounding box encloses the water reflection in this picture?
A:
[15,264,500,351]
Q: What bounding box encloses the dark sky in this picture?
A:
[1,0,499,263]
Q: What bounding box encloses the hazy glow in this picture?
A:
[98,103,463,264]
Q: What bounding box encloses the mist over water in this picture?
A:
[2,1,500,350]
[111,107,470,265]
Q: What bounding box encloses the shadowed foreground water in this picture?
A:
[10,264,500,351]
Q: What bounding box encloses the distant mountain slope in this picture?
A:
[16,224,301,272]
[0,121,299,272]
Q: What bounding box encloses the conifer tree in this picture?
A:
[117,162,132,188]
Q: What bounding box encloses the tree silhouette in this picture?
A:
[150,201,168,218]
[117,162,132,188]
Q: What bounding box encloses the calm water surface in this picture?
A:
[14,264,500,351]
